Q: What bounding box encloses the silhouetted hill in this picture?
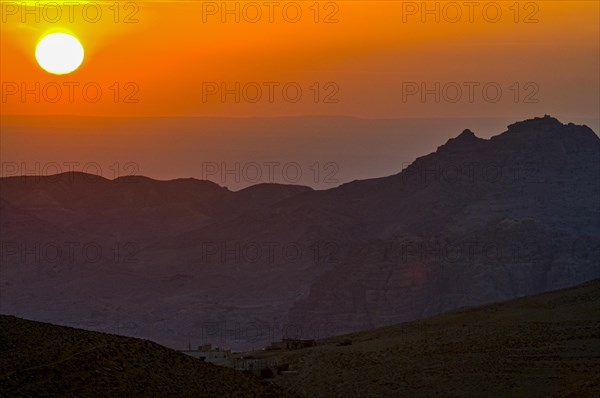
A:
[0,315,296,398]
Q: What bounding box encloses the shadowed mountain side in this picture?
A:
[286,116,600,335]
[0,315,297,398]
[1,116,598,350]
[0,175,318,350]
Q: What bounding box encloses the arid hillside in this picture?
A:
[0,315,296,398]
[266,279,600,397]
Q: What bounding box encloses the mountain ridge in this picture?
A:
[2,116,598,189]
[1,115,598,351]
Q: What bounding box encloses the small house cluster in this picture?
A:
[179,339,313,378]
[180,344,232,367]
[232,356,277,372]
[266,338,316,351]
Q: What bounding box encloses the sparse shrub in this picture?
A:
[276,363,289,374]
[260,367,274,379]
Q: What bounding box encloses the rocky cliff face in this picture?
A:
[287,116,600,337]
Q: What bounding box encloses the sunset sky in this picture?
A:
[1,0,598,119]
[0,1,599,187]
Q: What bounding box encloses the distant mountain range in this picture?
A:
[1,115,598,350]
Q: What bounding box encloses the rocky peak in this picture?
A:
[437,128,485,153]
[495,115,599,152]
[506,115,563,133]
[457,128,477,140]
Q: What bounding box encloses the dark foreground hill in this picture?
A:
[0,315,296,398]
[267,279,600,398]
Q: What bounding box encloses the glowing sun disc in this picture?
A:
[35,33,84,75]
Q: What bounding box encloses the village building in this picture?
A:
[179,344,232,367]
[266,338,316,351]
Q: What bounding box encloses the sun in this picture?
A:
[35,33,84,75]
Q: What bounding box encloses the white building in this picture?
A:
[180,345,232,367]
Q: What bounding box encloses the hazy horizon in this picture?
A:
[2,114,598,190]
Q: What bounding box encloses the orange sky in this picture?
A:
[1,0,598,119]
